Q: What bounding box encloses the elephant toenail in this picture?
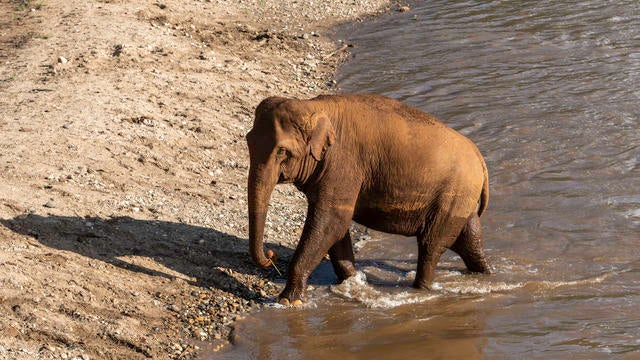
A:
[278,298,290,306]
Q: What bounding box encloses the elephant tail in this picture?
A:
[478,158,489,217]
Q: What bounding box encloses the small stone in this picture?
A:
[43,201,56,208]
[62,124,70,129]
[112,44,124,57]
[58,56,68,64]
[301,33,309,39]
[398,6,410,12]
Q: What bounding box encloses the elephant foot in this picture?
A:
[476,265,493,275]
[412,278,434,290]
[278,298,303,307]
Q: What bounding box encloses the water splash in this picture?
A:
[432,280,524,295]
[328,268,626,309]
[330,272,439,308]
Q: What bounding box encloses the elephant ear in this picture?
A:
[307,112,336,161]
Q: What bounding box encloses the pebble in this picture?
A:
[112,44,124,57]
[70,355,90,360]
[43,201,56,208]
[58,56,68,64]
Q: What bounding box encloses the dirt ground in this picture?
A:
[0,0,403,358]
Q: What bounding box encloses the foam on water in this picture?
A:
[330,271,528,308]
[431,280,524,295]
[330,272,439,308]
[531,270,628,292]
[328,268,626,309]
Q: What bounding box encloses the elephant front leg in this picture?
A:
[279,202,355,305]
[329,231,356,283]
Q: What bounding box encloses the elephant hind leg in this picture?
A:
[329,231,356,283]
[450,212,492,274]
[414,207,468,289]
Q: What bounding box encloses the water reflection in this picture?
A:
[224,298,488,360]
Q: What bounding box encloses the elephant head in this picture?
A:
[246,97,336,269]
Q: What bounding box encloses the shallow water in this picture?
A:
[220,1,640,358]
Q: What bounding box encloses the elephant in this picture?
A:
[246,94,491,306]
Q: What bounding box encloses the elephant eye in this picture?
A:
[277,147,287,157]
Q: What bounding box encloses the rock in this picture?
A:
[70,355,90,360]
[58,56,68,64]
[43,201,56,208]
[112,44,124,57]
[398,6,410,12]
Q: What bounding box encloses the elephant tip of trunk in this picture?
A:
[257,249,277,268]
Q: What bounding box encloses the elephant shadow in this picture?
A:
[2,214,460,298]
[0,214,312,301]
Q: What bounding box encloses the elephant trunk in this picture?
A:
[248,168,277,269]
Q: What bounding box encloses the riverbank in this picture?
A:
[0,0,399,358]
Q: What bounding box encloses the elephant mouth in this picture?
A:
[278,172,295,184]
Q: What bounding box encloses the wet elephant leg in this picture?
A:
[279,197,356,304]
[414,207,468,289]
[328,231,356,283]
[450,212,492,274]
[414,234,448,289]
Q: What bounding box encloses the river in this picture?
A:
[219,1,640,358]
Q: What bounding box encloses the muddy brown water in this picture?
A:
[218,1,639,358]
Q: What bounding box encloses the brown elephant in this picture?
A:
[246,94,491,306]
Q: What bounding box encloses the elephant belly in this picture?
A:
[352,202,429,236]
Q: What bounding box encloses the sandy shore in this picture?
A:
[0,0,404,358]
